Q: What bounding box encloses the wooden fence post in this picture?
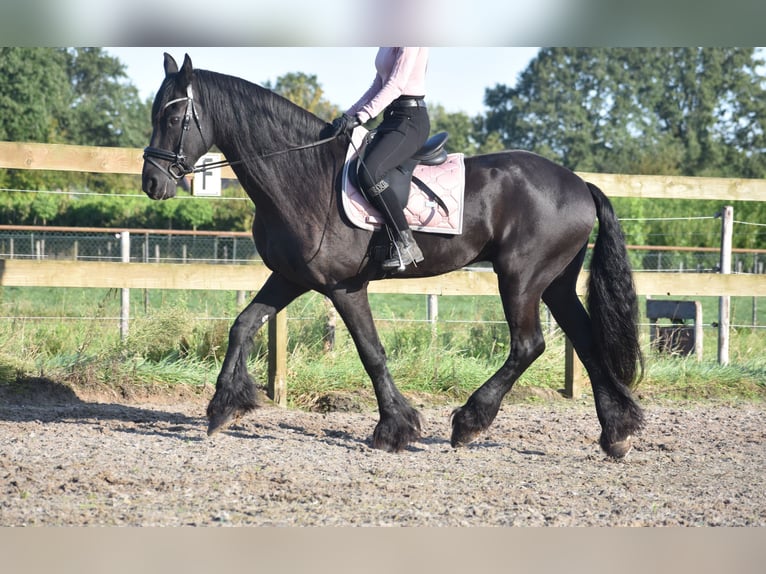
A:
[564,337,586,399]
[323,296,336,353]
[267,309,288,406]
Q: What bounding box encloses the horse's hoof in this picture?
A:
[450,407,483,448]
[450,422,481,448]
[371,411,422,452]
[206,408,239,436]
[450,426,481,448]
[602,435,633,459]
[371,434,403,453]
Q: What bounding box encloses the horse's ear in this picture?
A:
[163,53,178,77]
[179,54,194,86]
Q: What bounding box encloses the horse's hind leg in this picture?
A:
[451,276,546,447]
[541,257,642,458]
[329,286,422,452]
[207,273,307,435]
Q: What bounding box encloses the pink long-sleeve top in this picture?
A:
[345,47,429,124]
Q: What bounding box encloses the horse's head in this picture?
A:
[142,53,211,200]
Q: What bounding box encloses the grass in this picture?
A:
[639,354,766,401]
[0,286,764,407]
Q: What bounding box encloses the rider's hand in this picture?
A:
[328,113,360,138]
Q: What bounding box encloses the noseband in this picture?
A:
[143,84,209,180]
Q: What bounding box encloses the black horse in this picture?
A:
[142,54,644,458]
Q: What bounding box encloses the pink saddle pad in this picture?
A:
[341,127,465,235]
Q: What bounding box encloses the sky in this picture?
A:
[106,47,540,117]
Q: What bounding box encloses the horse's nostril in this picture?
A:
[142,173,164,199]
[142,175,155,195]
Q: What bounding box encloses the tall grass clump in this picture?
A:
[123,306,197,362]
[638,327,766,401]
[1,286,764,405]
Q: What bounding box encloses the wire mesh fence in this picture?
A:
[2,226,764,273]
[625,247,764,274]
[0,227,258,264]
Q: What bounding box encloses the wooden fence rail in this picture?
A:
[2,141,766,402]
[1,259,764,402]
[1,259,764,296]
[3,141,766,202]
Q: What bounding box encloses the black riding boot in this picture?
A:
[383,228,424,271]
[366,182,424,271]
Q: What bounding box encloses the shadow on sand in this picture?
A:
[0,376,205,428]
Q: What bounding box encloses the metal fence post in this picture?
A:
[120,231,130,341]
[426,294,439,342]
[718,206,733,365]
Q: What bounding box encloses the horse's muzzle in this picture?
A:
[141,146,194,200]
[141,162,177,200]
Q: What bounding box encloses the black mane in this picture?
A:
[194,69,327,156]
[154,67,339,198]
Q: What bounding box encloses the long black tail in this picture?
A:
[586,182,644,394]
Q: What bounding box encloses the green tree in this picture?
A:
[428,105,504,156]
[0,48,151,149]
[0,48,74,192]
[484,48,766,251]
[176,200,215,231]
[264,72,340,121]
[428,105,475,154]
[0,48,71,143]
[30,192,61,225]
[483,47,766,177]
[63,48,152,148]
[0,48,153,199]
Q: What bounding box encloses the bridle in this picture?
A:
[143,82,341,182]
[143,84,210,180]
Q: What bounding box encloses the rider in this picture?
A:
[330,47,431,271]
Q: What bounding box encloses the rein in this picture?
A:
[143,82,339,181]
[200,133,340,173]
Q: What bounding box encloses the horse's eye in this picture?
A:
[167,115,181,128]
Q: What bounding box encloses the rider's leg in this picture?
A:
[365,181,424,271]
[358,108,428,271]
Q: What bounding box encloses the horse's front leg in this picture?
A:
[207,273,307,435]
[329,286,422,452]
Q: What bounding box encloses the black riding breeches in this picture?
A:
[358,102,430,232]
[358,104,430,188]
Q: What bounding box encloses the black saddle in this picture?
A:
[351,131,450,208]
[411,131,450,166]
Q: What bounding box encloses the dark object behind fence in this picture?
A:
[647,299,703,360]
